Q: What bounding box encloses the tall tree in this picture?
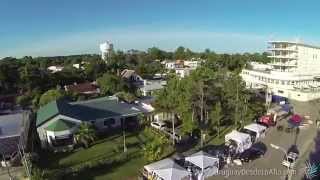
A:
[39,89,64,106]
[174,46,186,60]
[97,73,128,95]
[210,101,223,137]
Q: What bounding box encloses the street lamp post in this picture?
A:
[270,143,291,180]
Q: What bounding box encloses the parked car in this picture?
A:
[282,152,298,169]
[150,121,166,130]
[239,147,265,163]
[258,114,276,127]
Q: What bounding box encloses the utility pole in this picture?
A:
[172,113,175,146]
[200,82,204,148]
[235,80,239,128]
[122,118,127,153]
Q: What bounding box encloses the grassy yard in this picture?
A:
[37,125,235,180]
[38,129,172,180]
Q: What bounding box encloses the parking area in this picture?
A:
[208,101,319,180]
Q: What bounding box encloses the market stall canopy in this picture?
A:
[153,162,189,180]
[244,123,267,133]
[290,114,302,123]
[225,130,252,153]
[185,151,219,170]
[144,158,174,173]
[225,130,251,145]
[288,114,303,127]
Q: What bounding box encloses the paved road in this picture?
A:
[208,101,320,180]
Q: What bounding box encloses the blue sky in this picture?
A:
[1,0,320,58]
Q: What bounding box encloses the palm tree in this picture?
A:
[143,135,167,162]
[75,122,96,148]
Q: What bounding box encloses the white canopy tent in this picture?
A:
[153,163,190,180]
[243,123,267,141]
[185,151,219,178]
[225,130,252,153]
[144,158,173,173]
[144,158,189,180]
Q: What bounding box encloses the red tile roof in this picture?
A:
[65,82,100,95]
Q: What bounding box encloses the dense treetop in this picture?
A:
[0,47,269,110]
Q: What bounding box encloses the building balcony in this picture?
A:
[269,61,297,67]
[268,46,298,52]
[268,55,298,59]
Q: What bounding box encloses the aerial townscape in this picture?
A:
[1,1,320,180]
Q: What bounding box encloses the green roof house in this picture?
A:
[36,96,142,151]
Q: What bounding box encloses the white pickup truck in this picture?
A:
[282,152,298,169]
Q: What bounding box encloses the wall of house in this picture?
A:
[37,114,81,149]
[92,116,122,131]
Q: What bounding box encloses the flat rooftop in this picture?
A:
[268,40,320,50]
[0,113,23,138]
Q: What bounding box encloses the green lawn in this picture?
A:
[38,125,235,180]
[39,129,172,180]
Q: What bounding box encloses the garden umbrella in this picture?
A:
[290,114,302,123]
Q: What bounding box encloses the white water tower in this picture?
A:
[99,41,113,62]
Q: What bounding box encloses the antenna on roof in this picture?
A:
[294,37,301,43]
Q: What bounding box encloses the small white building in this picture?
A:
[164,60,200,78]
[139,80,166,96]
[184,60,201,69]
[165,62,176,69]
[47,66,64,73]
[175,67,195,78]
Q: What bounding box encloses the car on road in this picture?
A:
[239,147,265,163]
[282,152,298,169]
[150,121,166,130]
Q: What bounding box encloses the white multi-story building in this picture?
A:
[241,41,320,101]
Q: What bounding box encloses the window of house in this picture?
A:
[104,118,116,126]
